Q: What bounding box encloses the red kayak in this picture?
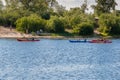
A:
[89,39,112,43]
[17,38,40,42]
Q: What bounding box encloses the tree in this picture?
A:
[16,14,46,33]
[46,16,65,33]
[0,0,23,27]
[66,7,83,28]
[4,0,57,17]
[0,0,4,12]
[81,0,87,13]
[99,13,120,35]
[73,22,94,35]
[79,23,93,35]
[92,0,117,15]
[46,0,56,7]
[53,1,66,16]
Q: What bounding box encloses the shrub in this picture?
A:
[99,13,120,35]
[16,17,28,33]
[0,12,20,27]
[109,17,120,35]
[46,16,56,32]
[79,23,94,35]
[54,18,65,33]
[46,16,65,33]
[73,22,94,35]
[16,14,46,33]
[71,16,82,27]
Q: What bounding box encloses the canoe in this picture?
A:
[89,39,112,43]
[69,40,87,43]
[17,38,40,42]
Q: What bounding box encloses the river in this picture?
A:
[0,39,120,80]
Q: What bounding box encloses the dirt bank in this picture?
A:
[0,26,33,38]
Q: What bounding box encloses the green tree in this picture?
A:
[73,22,94,35]
[16,14,46,33]
[0,0,3,12]
[65,8,83,28]
[99,13,120,35]
[53,1,66,16]
[46,16,65,33]
[4,0,57,18]
[81,0,87,13]
[93,0,117,15]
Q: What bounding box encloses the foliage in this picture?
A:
[46,16,65,33]
[46,16,55,32]
[73,22,94,35]
[0,0,3,12]
[16,14,46,33]
[71,15,82,27]
[63,8,93,29]
[109,17,120,35]
[92,0,117,15]
[99,13,120,35]
[116,10,120,16]
[54,17,65,33]
[3,0,57,19]
[60,17,70,29]
[0,11,20,27]
[0,0,119,36]
[54,3,66,16]
[81,0,87,13]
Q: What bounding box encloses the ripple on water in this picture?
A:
[0,39,120,80]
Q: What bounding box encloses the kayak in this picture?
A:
[89,39,112,43]
[69,40,87,43]
[69,39,112,43]
[17,38,40,42]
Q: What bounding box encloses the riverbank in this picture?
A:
[0,26,90,39]
[0,26,119,39]
[0,27,33,38]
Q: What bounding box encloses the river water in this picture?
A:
[0,39,120,80]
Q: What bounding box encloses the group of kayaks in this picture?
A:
[69,38,112,43]
[17,37,112,43]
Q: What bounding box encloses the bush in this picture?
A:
[54,18,65,33]
[46,16,65,33]
[16,14,46,33]
[109,17,120,35]
[73,22,94,35]
[0,12,20,27]
[99,14,120,35]
[46,16,56,32]
[59,17,71,29]
[0,16,4,26]
[71,16,82,27]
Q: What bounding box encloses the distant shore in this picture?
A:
[0,35,119,40]
[0,26,119,39]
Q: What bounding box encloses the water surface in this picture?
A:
[0,39,120,80]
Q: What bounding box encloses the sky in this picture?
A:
[57,0,120,13]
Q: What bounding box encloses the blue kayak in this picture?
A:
[69,40,87,43]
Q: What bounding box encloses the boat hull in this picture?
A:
[17,38,40,42]
[69,39,112,43]
[69,40,87,43]
[89,40,112,43]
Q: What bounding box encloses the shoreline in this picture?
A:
[0,35,119,40]
[0,26,119,39]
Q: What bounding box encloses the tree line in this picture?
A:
[0,0,120,36]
